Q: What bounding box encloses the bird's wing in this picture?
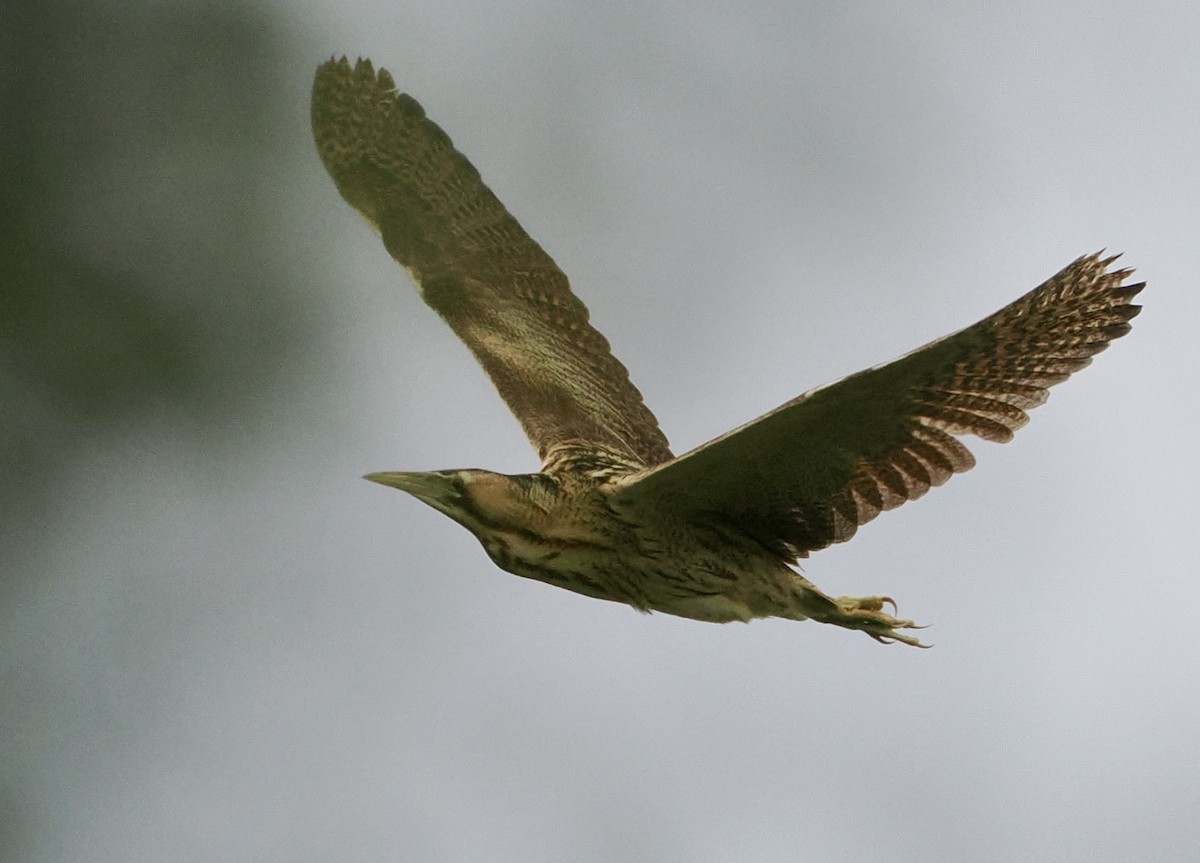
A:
[613,253,1143,559]
[311,57,672,467]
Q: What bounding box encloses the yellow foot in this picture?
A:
[829,595,930,647]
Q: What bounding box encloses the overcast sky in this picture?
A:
[5,1,1199,861]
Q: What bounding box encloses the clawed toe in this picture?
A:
[830,595,931,648]
[837,595,897,614]
[867,628,931,648]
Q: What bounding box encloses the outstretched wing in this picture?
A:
[613,253,1143,559]
[312,57,672,467]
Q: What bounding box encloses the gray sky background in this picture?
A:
[4,1,1198,861]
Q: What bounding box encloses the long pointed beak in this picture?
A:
[363,471,450,506]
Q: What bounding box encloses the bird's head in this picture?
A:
[363,469,558,534]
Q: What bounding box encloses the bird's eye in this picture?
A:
[450,475,466,494]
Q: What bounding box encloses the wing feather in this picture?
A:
[311,57,672,467]
[614,253,1143,558]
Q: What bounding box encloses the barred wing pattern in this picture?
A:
[312,58,673,467]
[616,253,1143,559]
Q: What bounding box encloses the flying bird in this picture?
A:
[311,56,1143,646]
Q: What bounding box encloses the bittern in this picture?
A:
[312,57,1143,646]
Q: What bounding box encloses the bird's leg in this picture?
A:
[790,575,929,647]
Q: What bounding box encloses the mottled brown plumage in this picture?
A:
[313,56,1143,645]
[312,57,672,467]
[618,253,1144,558]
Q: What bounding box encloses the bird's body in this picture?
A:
[371,464,896,636]
[312,57,1143,645]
